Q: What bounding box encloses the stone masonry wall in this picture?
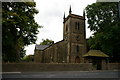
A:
[2,63,94,72]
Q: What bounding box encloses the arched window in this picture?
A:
[76,45,79,52]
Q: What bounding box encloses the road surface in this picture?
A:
[2,70,120,80]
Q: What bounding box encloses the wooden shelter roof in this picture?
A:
[83,50,109,58]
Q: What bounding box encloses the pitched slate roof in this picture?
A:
[83,50,109,58]
[35,45,49,50]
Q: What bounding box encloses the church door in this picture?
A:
[75,56,80,63]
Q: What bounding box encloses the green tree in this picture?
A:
[2,2,41,62]
[22,55,34,62]
[86,2,120,62]
[40,39,54,45]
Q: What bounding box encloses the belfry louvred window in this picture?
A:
[75,22,80,30]
[75,22,77,30]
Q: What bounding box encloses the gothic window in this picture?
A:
[76,45,79,52]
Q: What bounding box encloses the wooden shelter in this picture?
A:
[83,50,109,58]
[83,50,109,70]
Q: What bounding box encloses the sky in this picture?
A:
[25,0,96,55]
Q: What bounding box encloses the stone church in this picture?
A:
[34,7,87,63]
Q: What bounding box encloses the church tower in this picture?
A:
[63,6,86,63]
